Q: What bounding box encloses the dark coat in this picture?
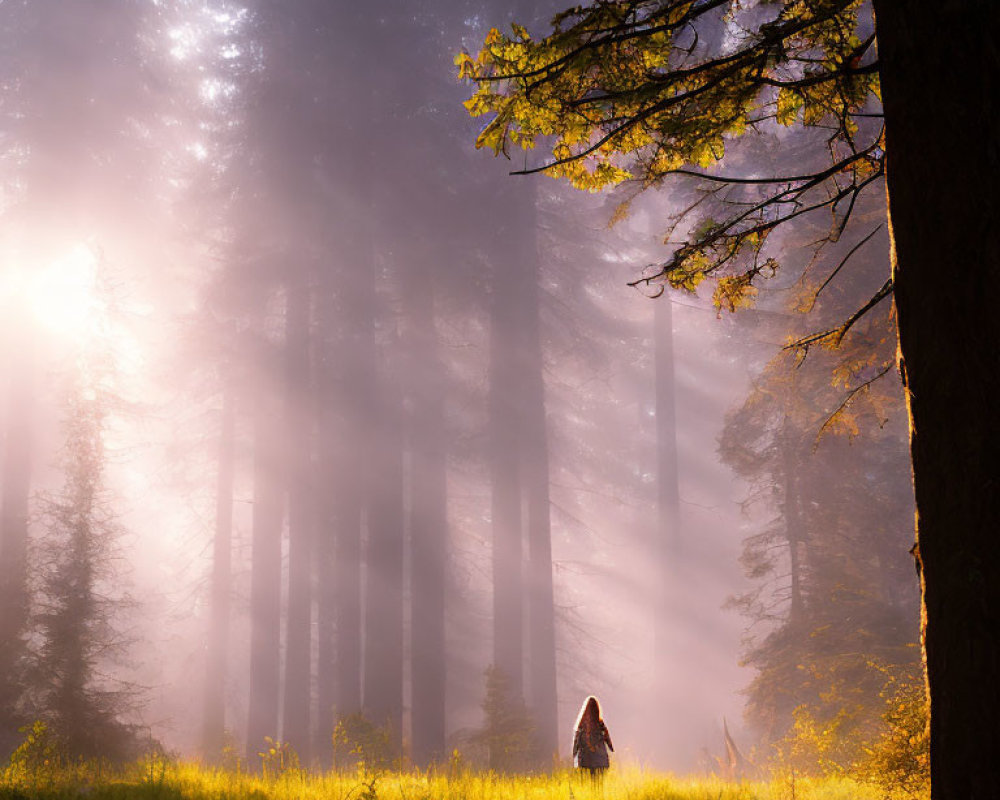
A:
[573,720,613,769]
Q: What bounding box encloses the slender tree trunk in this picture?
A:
[0,350,32,632]
[489,229,525,699]
[653,297,681,743]
[407,271,448,767]
[874,3,1000,797]
[363,365,404,754]
[246,344,284,759]
[0,327,33,751]
[781,420,804,623]
[654,298,681,595]
[202,387,235,759]
[314,306,338,765]
[520,212,558,764]
[523,363,557,762]
[282,282,312,762]
[333,368,365,724]
[331,244,376,731]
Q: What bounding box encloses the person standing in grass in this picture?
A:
[572,696,614,779]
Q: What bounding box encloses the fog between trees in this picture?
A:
[0,0,918,775]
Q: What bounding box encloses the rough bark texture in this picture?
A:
[201,388,235,759]
[873,2,1000,797]
[282,282,313,762]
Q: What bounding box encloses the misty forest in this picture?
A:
[1,2,996,800]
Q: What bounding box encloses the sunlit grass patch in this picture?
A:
[1,760,924,800]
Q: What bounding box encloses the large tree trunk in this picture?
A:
[407,269,448,767]
[282,282,313,762]
[873,3,1000,797]
[245,345,284,759]
[201,387,235,759]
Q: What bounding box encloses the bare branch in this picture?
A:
[785,277,893,353]
[803,224,883,312]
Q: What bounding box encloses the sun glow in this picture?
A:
[27,244,104,341]
[0,243,118,352]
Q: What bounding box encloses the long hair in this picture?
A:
[574,695,602,733]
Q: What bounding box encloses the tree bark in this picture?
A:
[873,2,1000,797]
[201,386,235,760]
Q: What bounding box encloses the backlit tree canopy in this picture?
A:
[459,0,883,322]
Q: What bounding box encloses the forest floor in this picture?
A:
[0,762,925,800]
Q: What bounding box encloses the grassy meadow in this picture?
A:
[0,760,924,800]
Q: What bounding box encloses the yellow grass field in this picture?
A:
[0,761,925,800]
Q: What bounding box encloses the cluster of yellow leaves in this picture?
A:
[714,273,760,313]
[663,250,710,292]
[458,2,878,189]
[456,10,757,193]
[857,679,929,798]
